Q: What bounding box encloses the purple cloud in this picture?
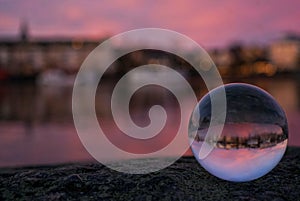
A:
[0,0,299,48]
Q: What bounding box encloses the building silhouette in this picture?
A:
[0,21,299,81]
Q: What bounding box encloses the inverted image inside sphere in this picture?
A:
[196,83,288,138]
[189,83,288,182]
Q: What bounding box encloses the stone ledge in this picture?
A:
[0,147,299,200]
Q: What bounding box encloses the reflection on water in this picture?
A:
[0,77,299,167]
[0,122,93,167]
[192,139,287,182]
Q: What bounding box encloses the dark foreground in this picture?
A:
[0,147,299,201]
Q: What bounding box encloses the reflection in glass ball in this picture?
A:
[189,83,288,182]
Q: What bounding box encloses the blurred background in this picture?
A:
[0,0,300,167]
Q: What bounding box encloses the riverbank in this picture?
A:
[0,146,299,200]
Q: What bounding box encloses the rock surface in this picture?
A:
[0,147,299,201]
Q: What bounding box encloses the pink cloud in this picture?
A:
[0,13,18,32]
[0,0,299,47]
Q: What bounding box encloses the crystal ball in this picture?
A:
[189,83,288,182]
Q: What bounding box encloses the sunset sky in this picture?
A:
[0,0,299,48]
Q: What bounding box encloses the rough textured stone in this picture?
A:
[0,147,299,200]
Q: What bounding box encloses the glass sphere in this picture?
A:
[189,83,288,182]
